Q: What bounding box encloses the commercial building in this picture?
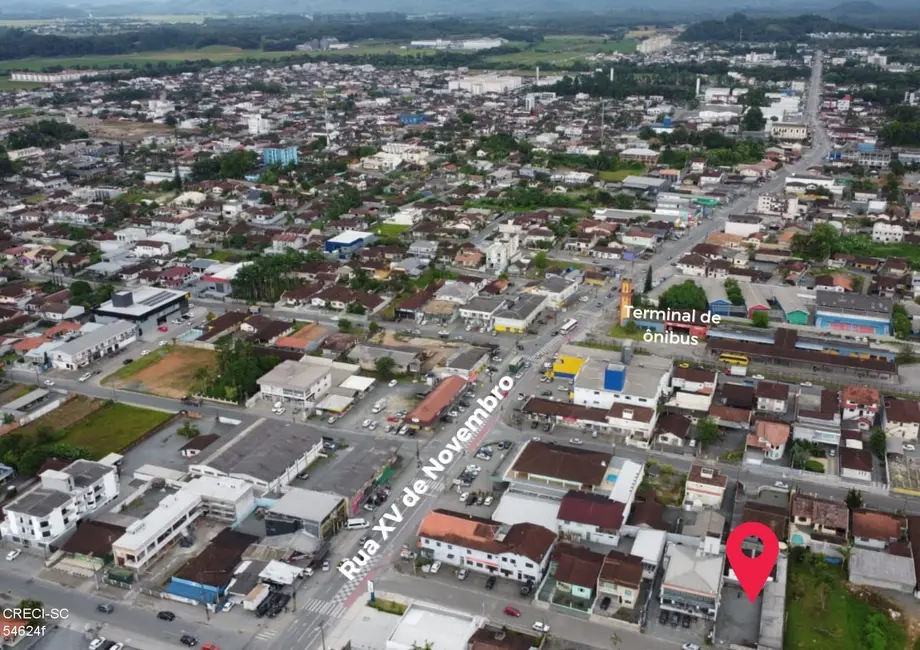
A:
[492,294,547,333]
[417,508,556,583]
[436,346,491,382]
[572,357,671,412]
[504,440,615,496]
[264,488,347,540]
[311,441,398,515]
[112,490,204,570]
[257,360,332,408]
[181,476,256,525]
[386,602,481,650]
[448,75,522,95]
[94,286,189,338]
[189,421,322,493]
[202,261,253,296]
[324,230,376,257]
[815,293,893,336]
[0,460,119,549]
[48,320,138,370]
[406,375,467,429]
[659,542,725,621]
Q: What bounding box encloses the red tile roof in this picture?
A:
[558,490,625,530]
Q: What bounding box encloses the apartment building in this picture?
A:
[112,490,204,571]
[659,542,725,621]
[48,320,138,370]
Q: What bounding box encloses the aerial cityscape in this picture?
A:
[2,5,920,650]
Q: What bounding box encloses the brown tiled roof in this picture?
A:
[509,441,610,487]
[523,397,609,423]
[501,522,557,563]
[756,381,789,401]
[558,490,625,530]
[655,412,692,439]
[55,520,126,557]
[790,494,848,531]
[552,543,604,589]
[407,376,466,427]
[885,398,920,424]
[599,550,643,589]
[839,447,872,473]
[852,510,905,542]
[743,501,788,542]
[687,464,727,487]
[673,365,717,385]
[608,403,654,422]
[175,528,259,586]
[628,490,666,530]
[718,383,755,409]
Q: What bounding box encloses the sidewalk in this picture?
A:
[323,591,411,650]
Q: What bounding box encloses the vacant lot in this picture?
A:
[785,553,907,650]
[60,402,173,458]
[0,383,35,404]
[108,346,217,399]
[484,37,637,66]
[16,395,106,438]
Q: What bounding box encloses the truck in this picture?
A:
[243,583,271,612]
[508,355,525,374]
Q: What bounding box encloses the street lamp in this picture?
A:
[316,622,327,650]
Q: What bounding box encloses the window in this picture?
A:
[526,562,533,568]
[447,554,455,560]
[436,542,442,547]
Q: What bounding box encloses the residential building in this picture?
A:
[556,490,626,547]
[882,397,920,442]
[263,146,299,166]
[872,221,904,243]
[852,509,906,551]
[48,320,138,370]
[756,382,789,414]
[659,542,725,621]
[747,420,791,461]
[842,386,880,430]
[848,547,916,594]
[770,122,808,141]
[257,360,332,409]
[113,490,204,571]
[597,549,644,610]
[788,493,849,548]
[504,440,615,496]
[683,464,728,510]
[416,509,556,583]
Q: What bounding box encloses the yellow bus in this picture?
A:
[718,353,749,366]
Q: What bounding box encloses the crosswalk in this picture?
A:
[256,629,277,641]
[300,598,347,618]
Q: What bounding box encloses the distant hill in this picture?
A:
[679,12,866,42]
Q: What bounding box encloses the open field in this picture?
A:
[484,37,637,66]
[375,223,410,237]
[108,346,217,399]
[0,383,34,404]
[599,169,640,182]
[0,79,43,91]
[16,395,106,438]
[60,402,173,458]
[785,553,908,650]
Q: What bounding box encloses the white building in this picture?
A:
[48,320,138,370]
[484,234,519,274]
[180,476,256,524]
[248,115,273,136]
[0,460,119,549]
[387,207,426,226]
[659,542,725,621]
[359,152,403,172]
[872,221,904,243]
[770,122,808,141]
[417,508,556,583]
[257,360,332,408]
[112,490,204,571]
[448,75,522,95]
[683,464,728,510]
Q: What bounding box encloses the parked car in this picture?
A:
[89,639,107,650]
[222,601,234,613]
[388,379,398,387]
[774,481,789,490]
[362,419,371,428]
[659,609,670,625]
[682,614,692,628]
[79,372,92,382]
[485,576,497,590]
[670,611,681,627]
[532,622,550,633]
[569,438,583,445]
[158,325,168,332]
[457,568,468,580]
[327,416,337,425]
[504,606,521,617]
[682,645,701,650]
[600,596,611,610]
[43,380,54,387]
[140,349,150,356]
[519,582,533,596]
[322,561,330,571]
[6,550,21,561]
[484,496,493,506]
[157,611,176,621]
[430,561,442,574]
[122,358,133,365]
[906,445,916,452]
[296,472,309,481]
[96,603,114,614]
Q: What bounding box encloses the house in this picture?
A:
[549,543,604,609]
[683,464,728,510]
[416,509,556,584]
[655,412,692,446]
[597,550,644,611]
[659,542,725,621]
[556,490,625,547]
[756,382,789,414]
[747,420,791,461]
[852,509,906,551]
[788,493,849,548]
[839,446,873,482]
[882,397,920,443]
[842,386,880,430]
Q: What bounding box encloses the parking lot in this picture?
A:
[644,578,711,647]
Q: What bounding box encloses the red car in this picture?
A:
[158,325,168,332]
[503,606,521,617]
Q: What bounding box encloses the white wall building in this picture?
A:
[48,320,138,370]
[448,75,522,95]
[248,115,273,136]
[872,221,904,243]
[112,490,204,571]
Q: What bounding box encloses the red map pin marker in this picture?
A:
[726,521,779,602]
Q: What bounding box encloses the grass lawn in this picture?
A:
[786,554,908,650]
[0,106,34,116]
[485,37,636,66]
[103,347,172,384]
[599,169,639,182]
[16,395,106,438]
[0,78,43,91]
[375,223,410,237]
[60,402,172,458]
[0,47,304,72]
[608,323,645,340]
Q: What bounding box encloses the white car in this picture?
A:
[682,644,701,650]
[458,568,468,580]
[79,372,92,382]
[532,622,550,633]
[362,419,372,428]
[569,438,583,445]
[89,639,107,650]
[6,549,21,561]
[531,436,541,442]
[111,644,125,650]
[388,379,398,387]
[906,444,916,452]
[368,421,378,431]
[140,350,150,356]
[43,380,54,387]
[430,561,442,574]
[774,481,789,490]
[484,496,493,506]
[515,372,524,379]
[158,340,168,347]
[222,601,234,613]
[322,561,330,571]
[459,492,469,502]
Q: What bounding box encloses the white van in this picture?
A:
[346,518,370,530]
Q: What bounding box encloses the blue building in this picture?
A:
[263,146,300,166]
[324,230,376,257]
[814,292,893,337]
[163,528,258,607]
[399,114,426,125]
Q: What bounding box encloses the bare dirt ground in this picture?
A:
[71,117,174,142]
[379,331,460,371]
[127,348,217,399]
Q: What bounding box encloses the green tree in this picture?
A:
[658,281,708,312]
[696,417,721,448]
[18,600,44,622]
[892,304,912,339]
[790,223,840,261]
[741,106,766,132]
[368,321,380,336]
[613,193,635,210]
[374,356,397,379]
[724,279,744,306]
[338,318,354,333]
[177,422,200,439]
[869,429,887,460]
[751,310,769,328]
[845,488,863,510]
[533,251,549,271]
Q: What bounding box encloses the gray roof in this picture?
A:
[623,363,670,399]
[257,360,329,392]
[461,296,506,315]
[312,440,398,498]
[61,459,114,488]
[444,346,490,372]
[351,343,423,367]
[494,294,545,321]
[51,320,137,357]
[849,547,915,588]
[6,488,72,517]
[268,488,345,522]
[816,292,893,316]
[204,421,321,483]
[662,543,724,595]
